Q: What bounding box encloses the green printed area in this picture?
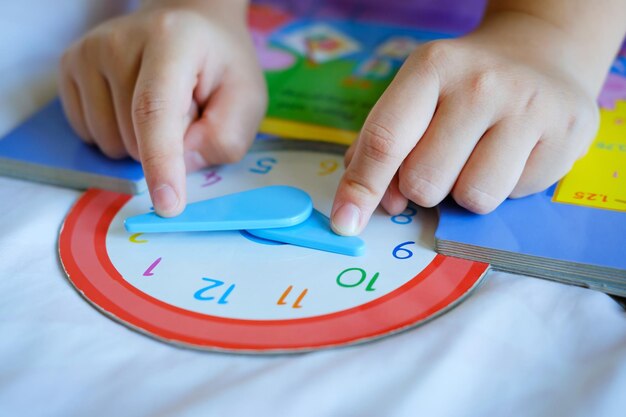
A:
[265,55,394,131]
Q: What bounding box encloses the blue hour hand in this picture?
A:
[124,185,313,233]
[246,209,365,257]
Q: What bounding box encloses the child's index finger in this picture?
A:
[330,52,440,235]
[131,44,200,218]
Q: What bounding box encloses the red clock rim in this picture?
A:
[59,189,488,352]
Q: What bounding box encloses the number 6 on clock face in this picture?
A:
[59,139,488,353]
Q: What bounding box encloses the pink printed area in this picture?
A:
[248,5,296,71]
[252,31,296,71]
[248,4,293,32]
[598,73,626,110]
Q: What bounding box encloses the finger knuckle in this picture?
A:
[453,184,499,214]
[359,120,399,165]
[417,40,453,67]
[149,8,190,36]
[78,35,100,62]
[535,136,567,157]
[522,88,542,114]
[100,31,127,63]
[133,89,168,126]
[208,124,253,164]
[469,69,499,100]
[342,174,379,202]
[398,165,446,207]
[543,114,596,159]
[63,40,88,70]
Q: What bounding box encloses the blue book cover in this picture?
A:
[0,99,146,194]
[436,184,625,263]
[436,189,626,294]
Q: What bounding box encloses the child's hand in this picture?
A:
[58,0,266,216]
[330,9,612,236]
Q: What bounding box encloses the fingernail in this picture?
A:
[331,203,361,236]
[184,150,208,172]
[152,184,179,216]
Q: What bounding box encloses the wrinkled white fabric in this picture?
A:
[0,0,135,135]
[1,2,625,417]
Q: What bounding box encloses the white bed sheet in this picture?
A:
[1,3,625,416]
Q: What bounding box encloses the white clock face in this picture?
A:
[105,147,438,320]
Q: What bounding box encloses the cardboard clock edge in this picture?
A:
[57,186,491,355]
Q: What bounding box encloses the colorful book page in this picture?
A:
[249,5,451,144]
[552,102,626,212]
